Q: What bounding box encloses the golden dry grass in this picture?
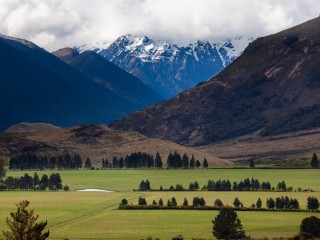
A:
[0,124,228,165]
[198,128,320,160]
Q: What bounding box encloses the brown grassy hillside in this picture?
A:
[0,125,227,165]
[198,128,320,161]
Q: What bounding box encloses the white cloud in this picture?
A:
[0,0,319,51]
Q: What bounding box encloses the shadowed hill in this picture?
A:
[0,35,161,131]
[66,51,164,107]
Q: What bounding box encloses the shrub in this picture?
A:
[300,216,320,237]
[214,199,224,207]
[172,234,183,240]
[120,198,128,206]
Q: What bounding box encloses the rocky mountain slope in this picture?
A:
[0,34,162,131]
[76,35,253,98]
[111,17,320,146]
[0,124,227,165]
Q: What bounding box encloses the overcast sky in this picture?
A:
[0,0,319,51]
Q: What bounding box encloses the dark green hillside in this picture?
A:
[67,51,163,107]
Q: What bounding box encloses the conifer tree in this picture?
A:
[196,160,201,168]
[2,200,49,240]
[0,158,6,178]
[203,158,208,168]
[212,208,246,239]
[85,157,92,169]
[256,197,262,209]
[311,153,319,168]
[190,155,195,169]
[155,152,163,169]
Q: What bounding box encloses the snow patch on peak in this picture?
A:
[111,34,180,63]
[75,41,112,53]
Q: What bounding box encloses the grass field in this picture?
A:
[1,169,320,239]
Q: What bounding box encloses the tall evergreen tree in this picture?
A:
[40,174,49,191]
[85,158,92,169]
[203,158,208,168]
[256,197,262,209]
[249,159,255,168]
[33,172,40,189]
[0,158,6,178]
[190,155,195,169]
[167,153,173,169]
[170,197,177,207]
[311,153,320,168]
[2,200,49,240]
[233,197,242,208]
[196,160,201,168]
[182,153,189,169]
[183,198,189,206]
[48,173,62,191]
[212,208,246,239]
[266,198,275,209]
[155,152,163,169]
[307,196,320,211]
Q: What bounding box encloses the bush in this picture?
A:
[307,196,319,211]
[172,234,183,240]
[214,199,224,207]
[120,198,128,206]
[300,216,320,237]
[63,185,69,191]
[138,197,147,206]
[233,197,242,208]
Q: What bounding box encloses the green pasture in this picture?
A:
[6,168,320,191]
[1,169,320,239]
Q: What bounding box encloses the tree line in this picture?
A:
[101,152,160,169]
[136,178,293,192]
[9,153,83,170]
[0,172,63,191]
[8,151,210,170]
[101,151,208,169]
[119,195,320,211]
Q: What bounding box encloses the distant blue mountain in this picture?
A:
[0,34,163,131]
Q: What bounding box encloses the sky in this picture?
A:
[0,0,319,51]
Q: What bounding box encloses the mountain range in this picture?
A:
[0,34,163,131]
[76,35,253,98]
[111,17,320,146]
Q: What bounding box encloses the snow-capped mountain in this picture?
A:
[76,35,254,98]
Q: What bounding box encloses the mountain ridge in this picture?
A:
[110,17,320,146]
[76,34,253,98]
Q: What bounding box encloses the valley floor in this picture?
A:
[1,169,319,239]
